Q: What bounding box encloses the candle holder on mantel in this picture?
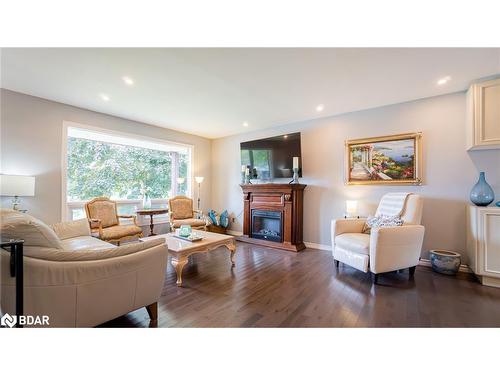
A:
[244,167,252,184]
[289,168,300,184]
[289,156,300,184]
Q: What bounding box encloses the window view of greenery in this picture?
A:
[67,137,189,201]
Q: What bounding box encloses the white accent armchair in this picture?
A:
[331,194,425,284]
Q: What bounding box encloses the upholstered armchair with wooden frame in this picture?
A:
[85,197,143,245]
[168,195,207,231]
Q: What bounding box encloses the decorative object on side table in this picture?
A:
[496,201,500,208]
[289,156,300,184]
[0,174,36,211]
[141,187,152,209]
[470,172,495,206]
[429,250,461,276]
[207,209,230,234]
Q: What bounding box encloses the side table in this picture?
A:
[136,208,169,236]
[0,239,24,327]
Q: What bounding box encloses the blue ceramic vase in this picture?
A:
[470,172,495,206]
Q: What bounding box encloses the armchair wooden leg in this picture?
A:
[409,266,416,278]
[372,273,379,285]
[334,260,339,268]
[146,302,158,325]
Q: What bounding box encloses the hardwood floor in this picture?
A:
[100,242,500,328]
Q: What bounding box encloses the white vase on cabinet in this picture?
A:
[466,77,500,150]
[467,206,500,288]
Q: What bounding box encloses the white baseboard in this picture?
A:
[304,242,331,251]
[228,231,331,251]
[418,258,471,273]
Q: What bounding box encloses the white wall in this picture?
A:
[0,89,212,224]
[211,92,500,262]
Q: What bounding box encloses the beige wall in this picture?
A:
[211,92,500,262]
[0,89,212,224]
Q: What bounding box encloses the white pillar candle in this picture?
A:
[293,157,299,169]
[245,167,249,176]
[241,165,246,172]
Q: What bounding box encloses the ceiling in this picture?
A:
[1,48,499,139]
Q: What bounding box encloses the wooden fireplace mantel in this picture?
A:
[238,183,307,252]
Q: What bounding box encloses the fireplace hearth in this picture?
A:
[251,210,282,242]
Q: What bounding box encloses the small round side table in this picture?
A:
[136,208,168,236]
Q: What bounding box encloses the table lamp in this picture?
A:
[345,200,358,219]
[0,174,36,211]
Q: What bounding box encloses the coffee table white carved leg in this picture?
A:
[171,239,236,287]
[171,257,189,286]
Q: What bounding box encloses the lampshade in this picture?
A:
[195,176,204,184]
[176,177,185,184]
[0,174,36,197]
[345,200,358,215]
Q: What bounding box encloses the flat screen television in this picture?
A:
[240,132,302,180]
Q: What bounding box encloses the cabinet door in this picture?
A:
[481,211,500,277]
[474,78,500,148]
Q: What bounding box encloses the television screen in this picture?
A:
[240,132,302,180]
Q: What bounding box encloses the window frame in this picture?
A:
[61,121,195,222]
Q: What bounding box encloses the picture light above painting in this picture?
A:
[345,132,423,185]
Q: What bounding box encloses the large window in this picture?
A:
[63,124,192,221]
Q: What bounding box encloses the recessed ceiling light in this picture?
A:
[99,94,110,102]
[437,76,451,85]
[316,104,324,112]
[283,135,288,139]
[243,122,249,127]
[122,76,134,86]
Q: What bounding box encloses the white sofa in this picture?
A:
[0,209,168,327]
[331,194,425,284]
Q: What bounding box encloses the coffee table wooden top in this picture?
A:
[140,230,234,255]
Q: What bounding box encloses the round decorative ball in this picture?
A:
[430,250,461,276]
[496,201,500,207]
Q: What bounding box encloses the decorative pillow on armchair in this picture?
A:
[362,215,403,234]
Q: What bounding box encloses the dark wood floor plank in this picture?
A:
[100,243,500,328]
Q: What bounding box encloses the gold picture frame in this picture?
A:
[345,132,422,185]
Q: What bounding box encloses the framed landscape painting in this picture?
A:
[345,132,422,185]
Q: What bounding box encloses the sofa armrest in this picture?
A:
[51,219,91,240]
[369,225,425,274]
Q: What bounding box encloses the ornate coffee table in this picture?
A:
[140,230,236,286]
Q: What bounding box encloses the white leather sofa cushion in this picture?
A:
[23,237,165,262]
[335,233,370,255]
[51,218,91,240]
[61,235,116,251]
[0,209,63,249]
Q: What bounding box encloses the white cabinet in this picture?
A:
[466,77,500,150]
[467,206,500,287]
